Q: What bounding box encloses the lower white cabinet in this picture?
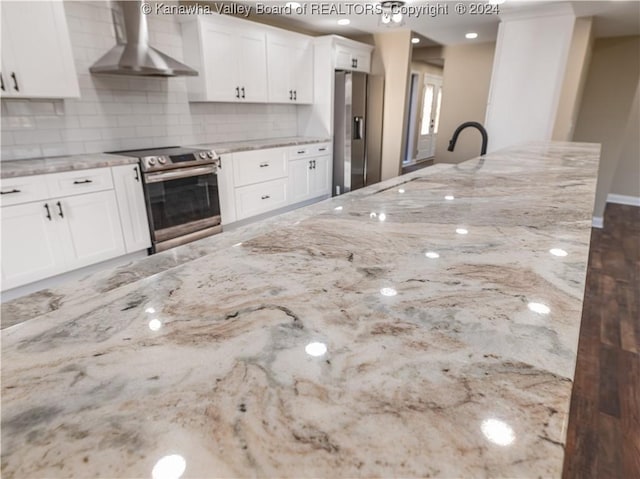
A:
[1,201,67,290]
[1,164,152,292]
[1,190,126,290]
[56,191,126,271]
[112,164,151,253]
[219,142,332,224]
[288,155,330,203]
[235,178,288,220]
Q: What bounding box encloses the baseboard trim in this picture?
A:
[607,194,640,207]
[592,216,604,229]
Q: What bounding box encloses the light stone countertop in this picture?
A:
[0,152,137,178]
[1,142,600,478]
[0,137,331,179]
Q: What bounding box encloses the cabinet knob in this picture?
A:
[259,163,269,168]
[261,195,270,200]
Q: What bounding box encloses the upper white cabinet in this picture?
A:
[267,32,313,104]
[112,164,151,253]
[334,39,372,73]
[181,15,268,103]
[181,14,314,104]
[0,1,79,99]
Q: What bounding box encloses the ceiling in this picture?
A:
[230,1,640,46]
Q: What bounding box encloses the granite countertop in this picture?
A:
[0,137,331,179]
[1,142,600,478]
[190,136,331,154]
[0,152,137,179]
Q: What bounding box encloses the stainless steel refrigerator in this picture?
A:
[333,71,384,196]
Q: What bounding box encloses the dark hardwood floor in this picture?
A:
[563,203,640,479]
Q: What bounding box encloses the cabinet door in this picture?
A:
[310,155,330,197]
[1,1,79,98]
[201,22,240,102]
[288,158,311,204]
[291,40,313,104]
[267,36,292,103]
[237,30,268,102]
[112,164,151,253]
[335,47,353,70]
[1,202,66,290]
[56,191,126,271]
[235,178,287,220]
[0,11,18,99]
[353,50,371,73]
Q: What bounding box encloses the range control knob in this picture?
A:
[158,157,167,165]
[199,152,207,159]
[147,157,156,166]
[207,151,214,158]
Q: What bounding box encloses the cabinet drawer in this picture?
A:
[46,167,114,198]
[289,143,331,159]
[0,175,49,207]
[233,148,287,187]
[235,178,287,220]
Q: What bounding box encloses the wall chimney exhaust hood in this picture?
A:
[90,0,197,77]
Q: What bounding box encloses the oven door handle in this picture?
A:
[144,165,217,183]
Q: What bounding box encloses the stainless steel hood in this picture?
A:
[90,1,197,77]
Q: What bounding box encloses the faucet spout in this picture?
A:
[447,121,488,156]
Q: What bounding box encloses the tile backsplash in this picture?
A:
[0,1,299,161]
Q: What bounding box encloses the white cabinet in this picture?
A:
[0,164,152,292]
[233,148,288,187]
[334,41,372,73]
[112,164,151,253]
[182,15,268,103]
[0,1,79,98]
[1,202,67,290]
[287,143,331,203]
[267,32,313,104]
[55,191,126,271]
[235,178,288,220]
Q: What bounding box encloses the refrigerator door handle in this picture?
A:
[353,116,365,140]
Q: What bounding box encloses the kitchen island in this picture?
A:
[1,142,599,478]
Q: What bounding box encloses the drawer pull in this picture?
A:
[56,201,64,218]
[44,203,52,221]
[10,72,19,92]
[261,195,270,200]
[259,163,270,168]
[0,188,21,195]
[318,147,327,151]
[297,150,305,154]
[134,166,140,182]
[73,179,93,184]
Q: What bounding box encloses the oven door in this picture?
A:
[144,165,221,245]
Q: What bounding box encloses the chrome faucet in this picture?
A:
[447,122,488,156]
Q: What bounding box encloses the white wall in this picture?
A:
[0,0,298,161]
[485,8,575,152]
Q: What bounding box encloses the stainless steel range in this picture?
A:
[109,146,221,253]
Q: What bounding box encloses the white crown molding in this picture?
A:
[499,2,576,22]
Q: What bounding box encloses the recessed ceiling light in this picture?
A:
[337,18,350,26]
[411,37,420,44]
[465,32,478,39]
